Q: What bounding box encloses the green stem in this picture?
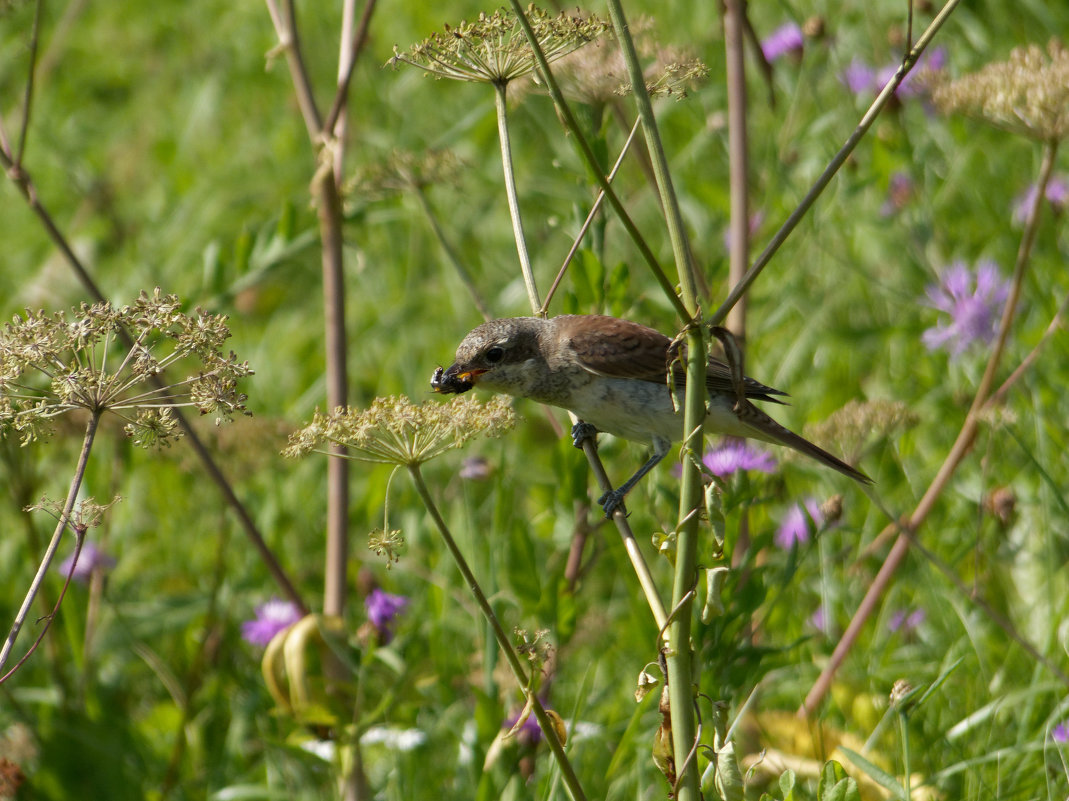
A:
[408,464,588,801]
[505,0,690,323]
[899,710,912,799]
[0,412,99,678]
[605,0,704,796]
[412,183,493,321]
[493,81,541,313]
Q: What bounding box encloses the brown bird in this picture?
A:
[433,314,870,515]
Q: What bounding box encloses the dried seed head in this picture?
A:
[931,38,1069,141]
[389,5,609,87]
[284,394,516,467]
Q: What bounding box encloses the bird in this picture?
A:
[432,314,870,516]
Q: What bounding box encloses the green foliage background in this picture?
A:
[1,0,1068,799]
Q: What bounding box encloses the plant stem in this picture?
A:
[411,183,493,321]
[800,139,1059,716]
[541,117,641,316]
[0,140,307,615]
[493,81,542,313]
[505,0,690,323]
[723,0,750,339]
[314,166,351,619]
[605,1,704,796]
[0,413,99,678]
[408,464,588,801]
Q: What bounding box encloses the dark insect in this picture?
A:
[430,365,474,394]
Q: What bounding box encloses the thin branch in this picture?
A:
[0,414,99,679]
[0,146,308,615]
[505,0,691,323]
[800,138,1059,716]
[409,465,589,801]
[324,0,378,137]
[708,0,963,326]
[15,0,44,167]
[540,116,641,315]
[264,0,323,140]
[493,82,542,313]
[605,2,704,798]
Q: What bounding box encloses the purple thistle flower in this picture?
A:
[842,47,946,99]
[1052,721,1069,744]
[365,588,409,642]
[703,440,777,477]
[888,607,925,633]
[241,598,301,647]
[761,23,804,62]
[57,542,116,584]
[775,498,823,549]
[922,260,1010,356]
[842,57,877,94]
[1012,175,1069,226]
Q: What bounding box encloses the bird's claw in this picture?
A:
[597,489,629,519]
[570,421,598,449]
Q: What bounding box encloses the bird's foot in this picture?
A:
[597,489,629,519]
[570,421,598,449]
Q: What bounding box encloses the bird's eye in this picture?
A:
[485,346,505,364]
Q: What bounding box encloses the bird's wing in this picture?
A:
[703,358,789,404]
[560,315,672,384]
[561,315,788,404]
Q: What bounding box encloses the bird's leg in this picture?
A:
[570,420,599,449]
[597,436,671,518]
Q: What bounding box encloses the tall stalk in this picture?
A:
[493,82,542,313]
[408,464,588,801]
[0,413,99,677]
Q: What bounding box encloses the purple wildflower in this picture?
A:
[1012,175,1069,226]
[761,23,804,62]
[703,440,777,477]
[242,598,301,646]
[1052,721,1069,744]
[888,607,925,633]
[56,542,116,584]
[365,588,408,642]
[775,498,823,549]
[809,605,829,633]
[922,260,1010,356]
[842,57,877,94]
[842,46,946,98]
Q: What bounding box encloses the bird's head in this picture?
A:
[431,317,546,398]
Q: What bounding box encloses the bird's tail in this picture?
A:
[737,403,872,484]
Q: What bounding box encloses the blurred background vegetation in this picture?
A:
[1,0,1068,798]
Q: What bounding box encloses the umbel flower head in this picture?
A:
[534,17,707,106]
[931,38,1069,141]
[284,394,515,467]
[0,289,252,446]
[389,5,609,87]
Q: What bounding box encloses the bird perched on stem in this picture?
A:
[432,314,870,516]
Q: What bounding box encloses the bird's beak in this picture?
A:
[430,363,486,395]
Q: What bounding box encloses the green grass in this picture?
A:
[1,1,1068,799]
